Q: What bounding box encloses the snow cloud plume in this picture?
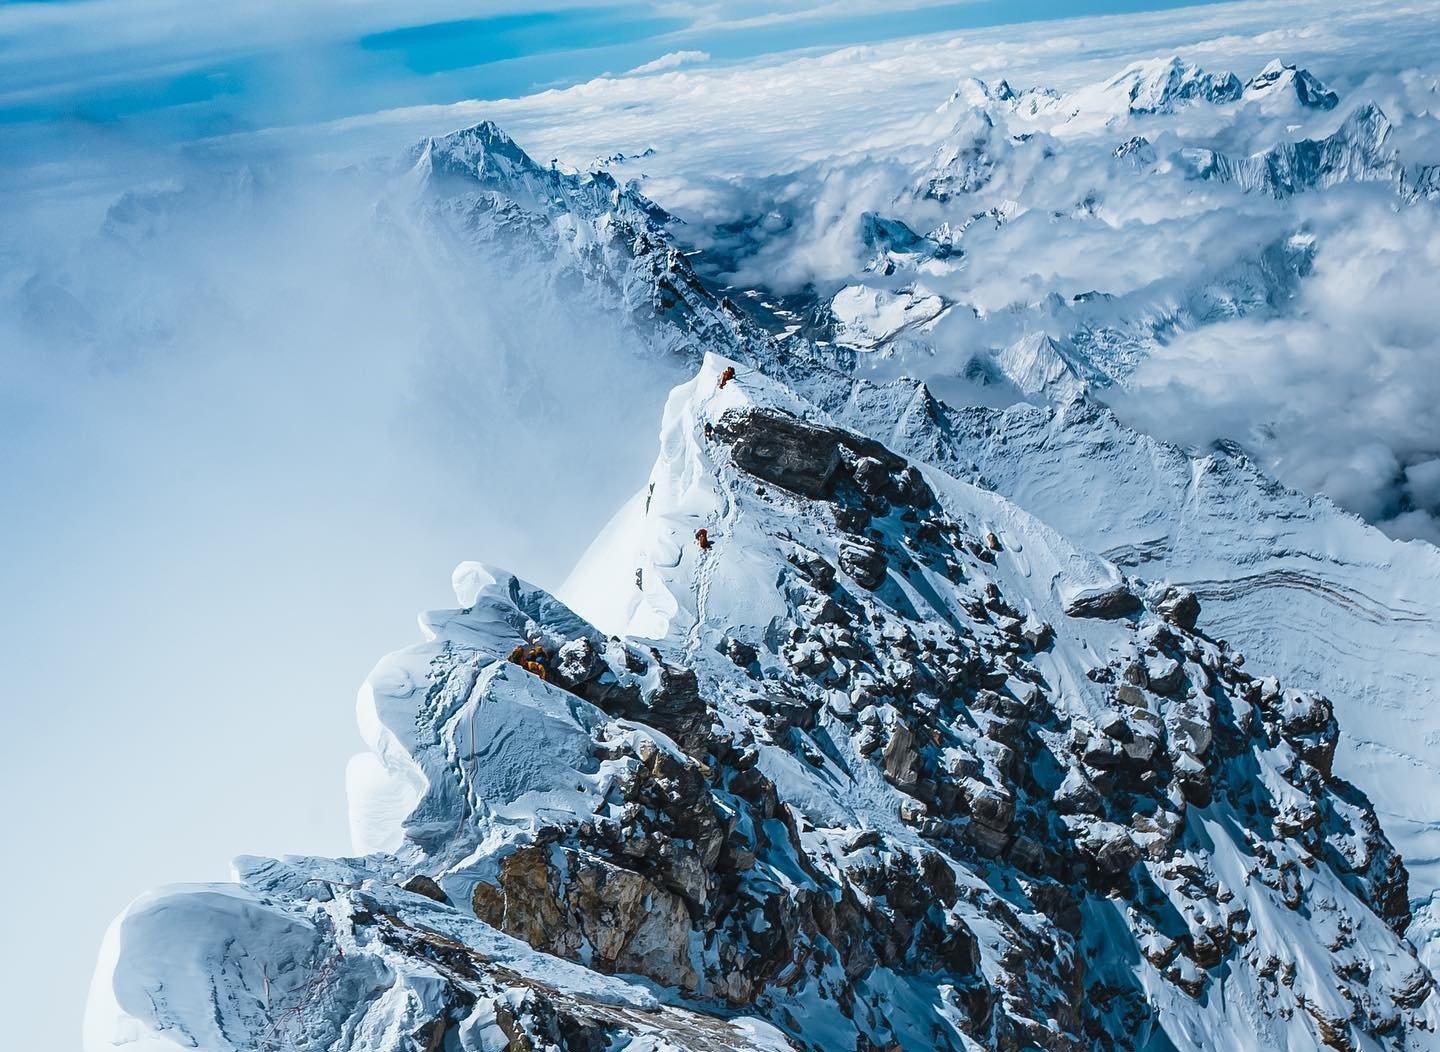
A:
[1112,190,1440,542]
[628,49,711,74]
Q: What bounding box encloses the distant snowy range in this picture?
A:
[9,0,1440,1049]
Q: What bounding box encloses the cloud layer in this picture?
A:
[403,0,1440,542]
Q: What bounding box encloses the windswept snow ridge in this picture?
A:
[90,354,1440,1051]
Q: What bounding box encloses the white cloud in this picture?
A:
[627,49,711,75]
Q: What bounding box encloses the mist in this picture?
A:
[0,136,682,1037]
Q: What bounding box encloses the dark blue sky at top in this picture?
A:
[0,0,1235,148]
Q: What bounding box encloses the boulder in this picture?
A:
[400,875,450,904]
[723,636,758,667]
[1065,583,1142,619]
[1168,714,1213,759]
[552,637,602,688]
[787,546,837,589]
[969,785,1016,831]
[1114,683,1148,708]
[1054,769,1103,815]
[882,723,921,788]
[1145,655,1185,695]
[714,408,847,497]
[853,456,891,499]
[1094,830,1141,876]
[1157,587,1201,631]
[840,538,888,589]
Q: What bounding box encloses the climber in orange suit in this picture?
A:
[696,528,712,551]
[508,644,550,680]
[718,366,736,389]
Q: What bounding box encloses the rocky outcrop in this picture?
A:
[1064,582,1143,619]
[713,407,847,496]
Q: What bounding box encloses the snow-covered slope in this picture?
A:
[400,121,788,374]
[90,354,1440,1051]
[826,384,1440,900]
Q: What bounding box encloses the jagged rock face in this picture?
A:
[825,378,1440,909]
[89,354,1440,1052]
[922,109,1002,200]
[404,122,788,378]
[1104,57,1243,115]
[1181,102,1399,198]
[538,363,1437,1049]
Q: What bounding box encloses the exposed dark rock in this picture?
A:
[1145,655,1185,695]
[723,636,759,667]
[1158,587,1202,631]
[401,875,450,904]
[840,538,888,589]
[1023,620,1054,650]
[716,407,844,497]
[787,546,837,589]
[1065,583,1142,619]
[853,456,892,499]
[644,665,715,755]
[969,785,1015,830]
[882,724,921,788]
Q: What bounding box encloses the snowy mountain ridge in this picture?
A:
[89,353,1440,1051]
[83,46,1440,1051]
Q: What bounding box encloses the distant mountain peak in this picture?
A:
[414,119,548,186]
[1244,59,1341,109]
[1102,55,1243,114]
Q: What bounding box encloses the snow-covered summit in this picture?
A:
[1243,59,1341,110]
[90,352,1440,1050]
[1096,56,1244,115]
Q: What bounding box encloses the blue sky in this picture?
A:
[0,0,1233,147]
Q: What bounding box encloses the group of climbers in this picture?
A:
[636,363,740,586]
[694,365,738,550]
[507,644,550,681]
